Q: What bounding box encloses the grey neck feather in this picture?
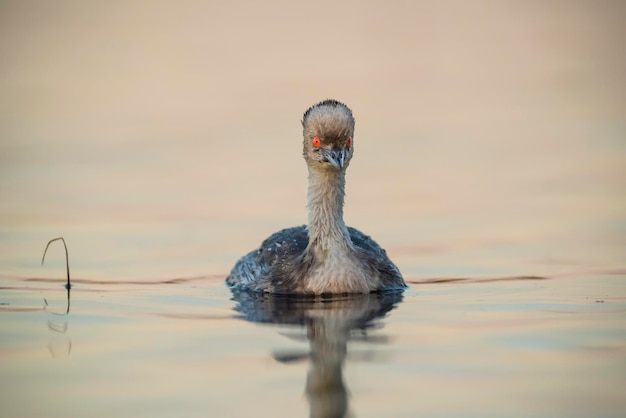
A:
[306,166,353,254]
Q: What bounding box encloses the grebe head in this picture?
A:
[302,99,355,171]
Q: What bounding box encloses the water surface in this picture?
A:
[1,274,624,417]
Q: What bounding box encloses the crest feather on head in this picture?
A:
[302,100,355,143]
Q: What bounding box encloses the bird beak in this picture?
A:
[323,148,346,169]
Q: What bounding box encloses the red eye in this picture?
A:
[346,137,352,147]
[313,136,321,147]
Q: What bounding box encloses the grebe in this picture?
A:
[226,99,406,294]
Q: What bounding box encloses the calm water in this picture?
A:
[1,274,625,417]
[2,1,625,417]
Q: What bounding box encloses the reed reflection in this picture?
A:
[43,285,72,358]
[230,290,403,418]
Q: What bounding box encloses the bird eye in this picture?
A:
[313,136,321,147]
[346,137,352,147]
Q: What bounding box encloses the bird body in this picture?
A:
[226,100,406,294]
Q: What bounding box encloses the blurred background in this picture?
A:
[1,0,624,281]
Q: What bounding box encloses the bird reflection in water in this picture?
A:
[230,289,404,418]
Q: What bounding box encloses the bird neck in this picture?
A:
[306,166,352,254]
